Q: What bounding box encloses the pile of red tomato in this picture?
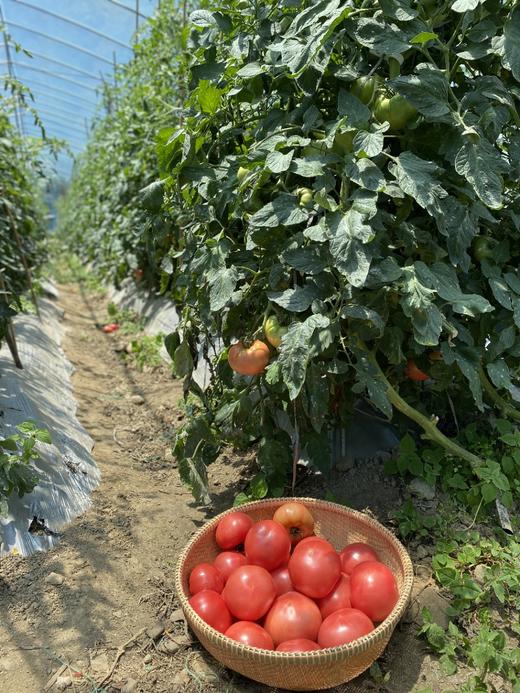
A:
[187,502,399,652]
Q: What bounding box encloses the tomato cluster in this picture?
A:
[187,503,399,652]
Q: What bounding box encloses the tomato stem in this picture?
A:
[359,342,484,473]
[478,365,520,423]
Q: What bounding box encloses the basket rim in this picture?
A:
[174,497,414,661]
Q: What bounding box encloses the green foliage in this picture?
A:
[106,302,145,335]
[0,421,51,516]
[56,0,188,287]
[0,69,53,345]
[419,531,520,690]
[156,0,520,500]
[128,334,164,371]
[386,417,520,508]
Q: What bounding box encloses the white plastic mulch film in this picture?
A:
[0,283,99,557]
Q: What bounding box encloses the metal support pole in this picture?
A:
[0,2,24,133]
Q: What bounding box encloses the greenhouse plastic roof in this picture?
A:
[1,0,158,178]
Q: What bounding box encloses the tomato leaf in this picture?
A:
[278,315,330,400]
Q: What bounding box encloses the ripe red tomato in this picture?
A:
[289,540,341,599]
[270,566,293,596]
[264,591,322,646]
[102,323,119,333]
[350,561,399,622]
[222,565,275,620]
[295,536,330,550]
[188,589,232,633]
[405,359,429,382]
[189,563,224,595]
[318,608,374,648]
[316,574,351,619]
[245,520,291,571]
[228,340,270,376]
[276,639,321,652]
[216,512,253,550]
[213,551,247,583]
[273,502,315,547]
[225,621,274,650]
[339,543,379,575]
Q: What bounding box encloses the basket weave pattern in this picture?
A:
[175,498,413,691]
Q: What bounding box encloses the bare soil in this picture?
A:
[0,284,475,693]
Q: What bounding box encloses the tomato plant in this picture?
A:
[318,608,374,648]
[263,591,322,646]
[244,520,291,571]
[350,561,399,622]
[156,0,520,506]
[221,565,275,620]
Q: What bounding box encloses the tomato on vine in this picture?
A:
[473,236,495,262]
[228,340,270,376]
[263,315,288,349]
[405,359,429,382]
[373,92,417,130]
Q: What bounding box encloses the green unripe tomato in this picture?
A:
[373,93,417,130]
[298,187,313,207]
[237,166,249,183]
[473,236,495,262]
[350,75,382,105]
[333,130,355,155]
[263,315,288,349]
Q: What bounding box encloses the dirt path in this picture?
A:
[0,284,469,693]
[0,285,215,692]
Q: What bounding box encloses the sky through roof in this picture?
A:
[1,0,158,178]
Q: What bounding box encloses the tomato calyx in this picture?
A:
[273,501,315,547]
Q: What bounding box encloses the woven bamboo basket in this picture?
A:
[175,497,413,691]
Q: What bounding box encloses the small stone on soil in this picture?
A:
[55,676,72,690]
[158,639,180,654]
[130,394,145,405]
[473,563,488,585]
[45,572,64,586]
[417,586,451,629]
[409,478,436,500]
[121,678,138,693]
[145,621,164,641]
[191,655,220,683]
[169,608,185,622]
[143,654,153,664]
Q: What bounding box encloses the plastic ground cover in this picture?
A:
[0,283,99,557]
